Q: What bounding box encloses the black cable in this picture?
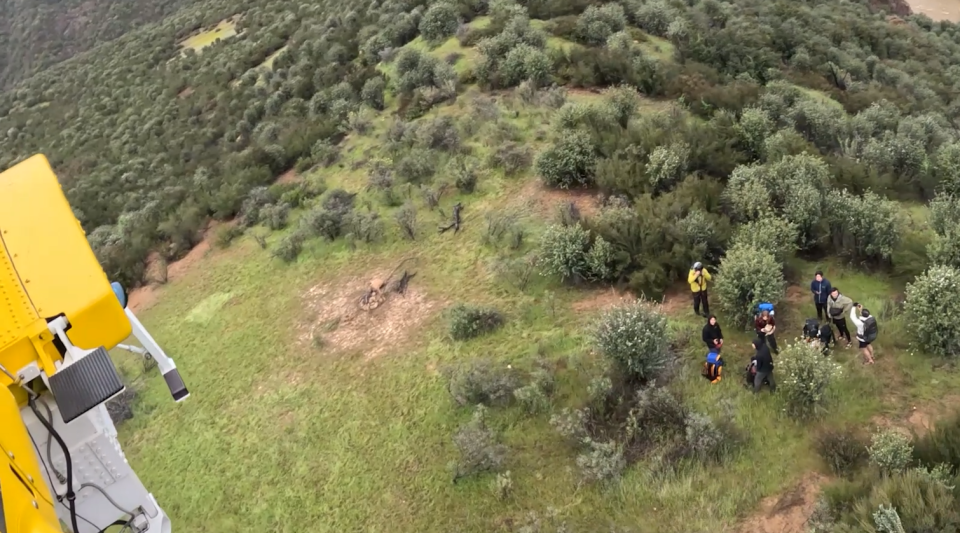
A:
[29,397,80,533]
[39,399,66,483]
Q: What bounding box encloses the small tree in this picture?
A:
[448,304,505,340]
[729,216,799,264]
[904,265,960,357]
[868,429,913,475]
[592,301,671,382]
[777,341,842,419]
[576,4,627,45]
[420,2,459,42]
[826,190,901,264]
[735,107,775,159]
[361,76,385,110]
[536,130,597,188]
[646,142,690,192]
[713,244,785,329]
[603,85,638,128]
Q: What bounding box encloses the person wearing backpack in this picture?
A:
[826,287,853,347]
[754,308,779,354]
[750,338,776,393]
[810,271,833,321]
[702,347,723,384]
[850,304,877,364]
[688,261,711,317]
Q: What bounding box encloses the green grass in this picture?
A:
[795,85,844,110]
[637,34,675,62]
[179,19,238,53]
[112,90,960,533]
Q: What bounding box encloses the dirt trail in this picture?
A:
[126,222,223,312]
[738,473,828,533]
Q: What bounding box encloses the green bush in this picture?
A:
[448,303,505,340]
[550,407,589,445]
[446,358,522,406]
[451,156,479,193]
[360,76,385,110]
[826,190,901,264]
[536,130,597,188]
[904,265,960,358]
[488,141,532,175]
[419,2,459,42]
[816,427,869,476]
[729,216,799,265]
[272,231,305,263]
[868,429,914,475]
[576,438,625,483]
[452,405,508,482]
[777,341,842,419]
[395,202,418,240]
[576,4,626,45]
[913,410,960,471]
[213,225,244,249]
[735,106,775,159]
[592,301,671,382]
[536,223,612,282]
[646,142,690,192]
[259,202,290,231]
[713,244,785,328]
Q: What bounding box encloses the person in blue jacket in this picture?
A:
[810,270,832,322]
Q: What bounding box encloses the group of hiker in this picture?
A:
[693,264,880,392]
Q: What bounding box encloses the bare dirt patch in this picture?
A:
[514,179,602,219]
[126,221,224,312]
[178,86,195,98]
[738,473,828,533]
[571,287,636,312]
[907,395,960,436]
[299,271,442,360]
[275,168,300,184]
[905,0,959,21]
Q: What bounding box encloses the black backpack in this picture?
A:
[863,316,878,343]
[803,319,819,339]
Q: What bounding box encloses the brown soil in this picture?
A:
[299,271,442,360]
[784,285,808,306]
[275,168,300,184]
[126,221,224,312]
[738,473,828,533]
[571,287,636,312]
[906,0,959,21]
[907,395,960,436]
[178,86,195,98]
[515,179,602,219]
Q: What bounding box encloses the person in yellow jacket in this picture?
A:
[688,261,711,317]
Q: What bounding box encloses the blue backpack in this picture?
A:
[756,302,775,316]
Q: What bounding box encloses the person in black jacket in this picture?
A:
[750,338,776,393]
[702,315,723,353]
[810,270,832,321]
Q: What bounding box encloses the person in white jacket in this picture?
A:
[850,304,876,364]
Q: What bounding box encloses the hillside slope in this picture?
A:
[0,0,199,88]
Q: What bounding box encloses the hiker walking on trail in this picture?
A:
[810,271,832,321]
[850,304,877,364]
[688,261,711,317]
[754,308,779,354]
[750,338,776,393]
[826,287,853,347]
[702,315,723,353]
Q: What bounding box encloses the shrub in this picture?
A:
[259,202,290,231]
[361,76,385,110]
[489,254,535,292]
[311,139,339,167]
[723,154,830,248]
[713,244,785,329]
[452,405,508,482]
[826,190,901,264]
[213,225,244,249]
[536,130,597,188]
[576,438,626,483]
[913,410,960,471]
[447,358,522,406]
[536,223,591,282]
[683,411,740,462]
[272,232,305,263]
[868,429,914,475]
[776,341,842,419]
[934,142,960,196]
[646,142,690,192]
[912,463,956,489]
[735,106,775,159]
[592,301,671,382]
[873,505,905,533]
[448,303,505,340]
[816,428,869,476]
[489,142,532,175]
[728,216,799,265]
[904,265,960,358]
[346,211,385,243]
[576,4,627,46]
[603,85,638,128]
[482,209,522,248]
[490,471,513,501]
[585,236,615,282]
[830,469,960,531]
[451,157,479,193]
[415,116,461,151]
[420,2,459,42]
[550,407,589,445]
[395,202,418,240]
[514,381,550,414]
[499,44,552,87]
